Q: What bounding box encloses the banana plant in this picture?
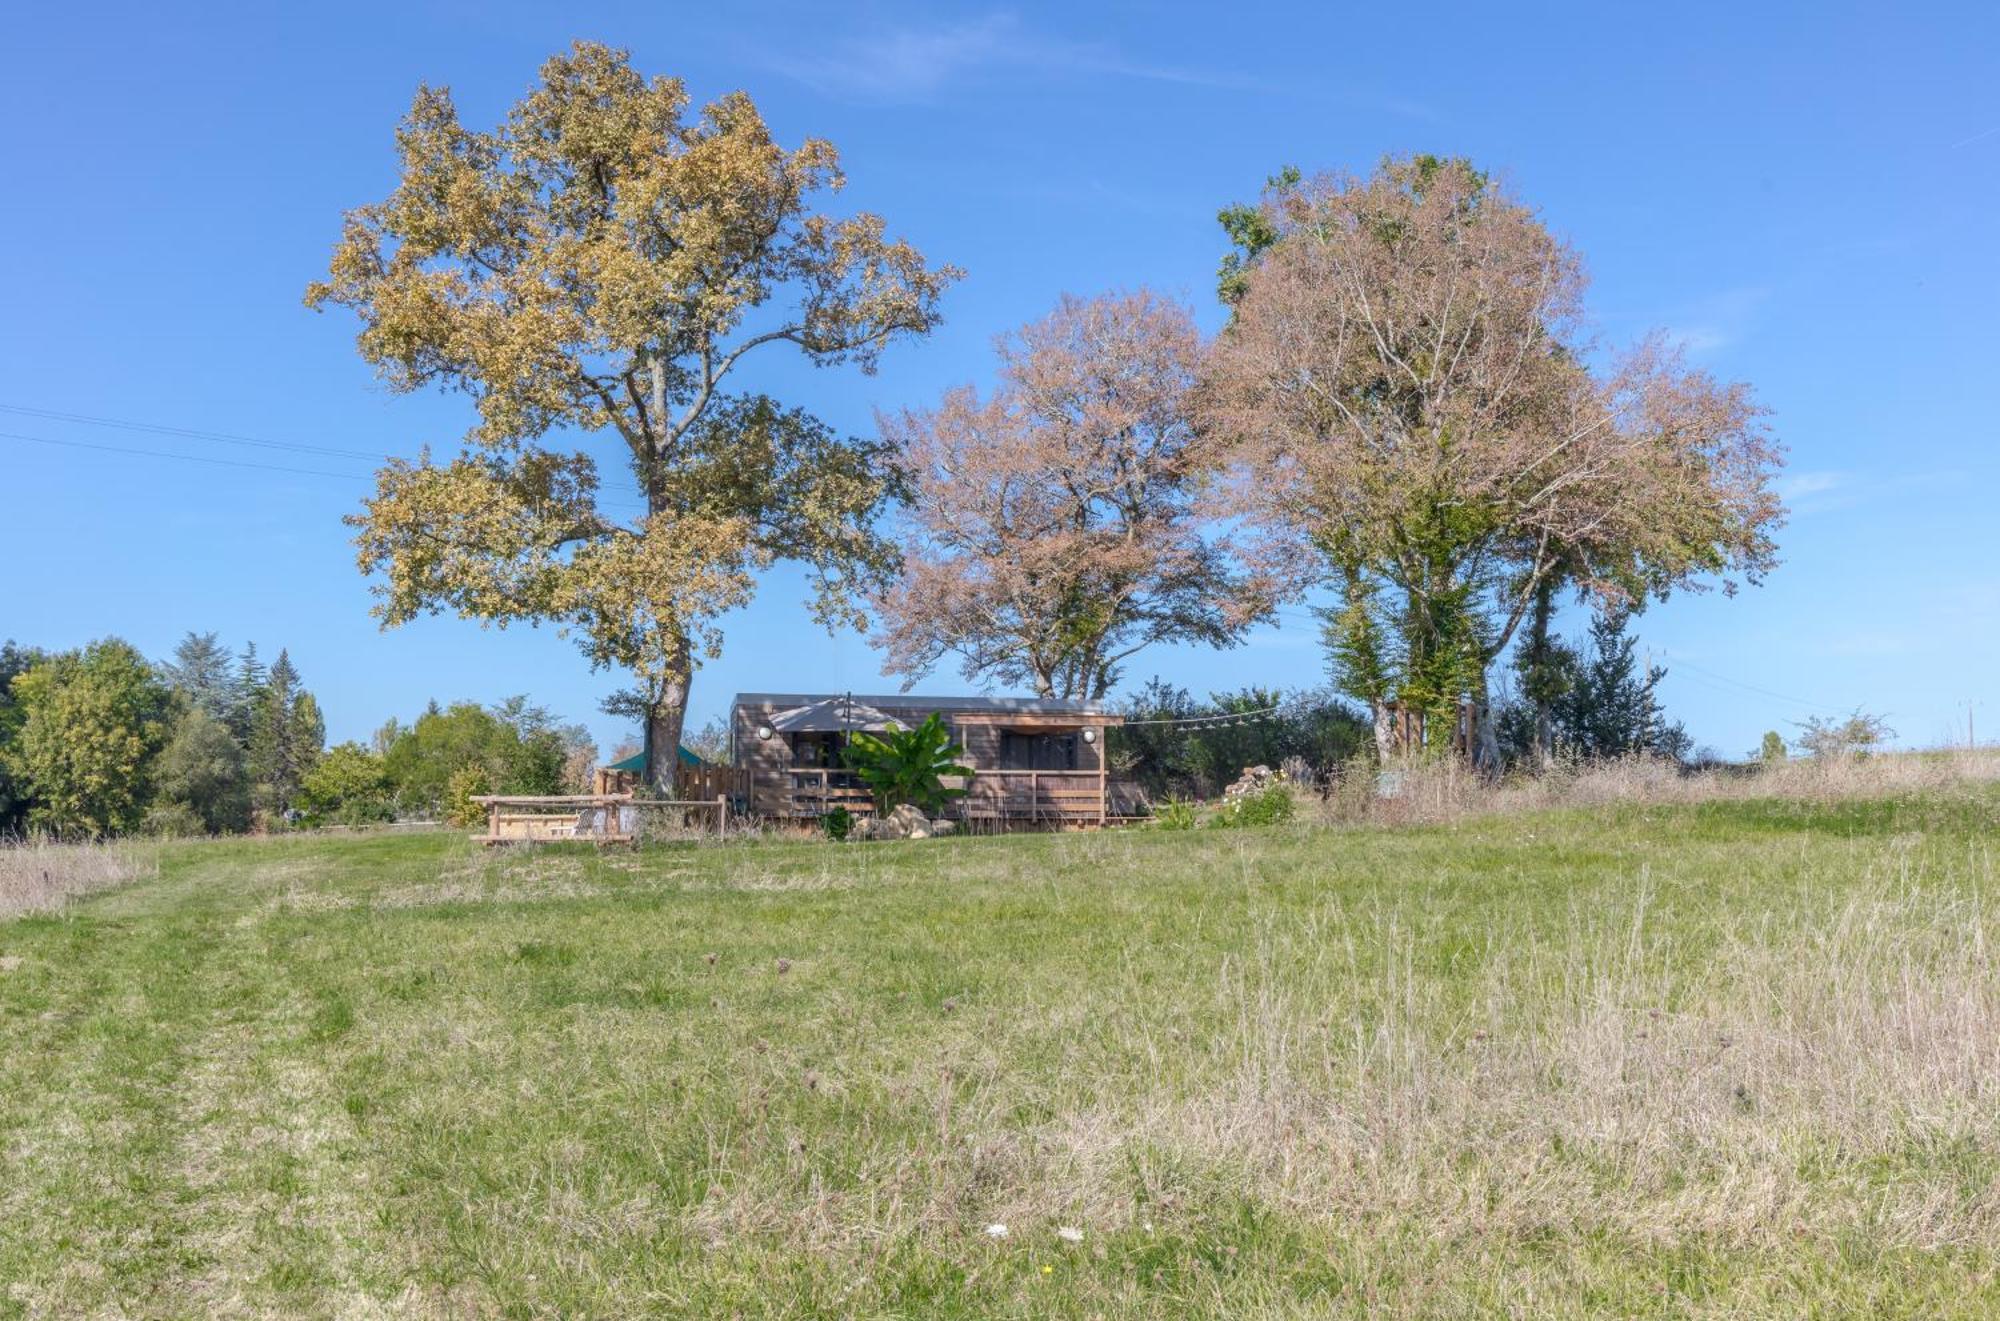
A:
[842,713,974,814]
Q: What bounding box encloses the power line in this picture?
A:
[1653,648,1845,714]
[0,402,390,463]
[1,428,368,480]
[2,426,650,517]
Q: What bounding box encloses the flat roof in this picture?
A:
[732,692,1112,716]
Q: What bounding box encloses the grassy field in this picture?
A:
[3,785,1999,1317]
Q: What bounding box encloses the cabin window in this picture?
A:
[788,732,844,767]
[998,730,1079,771]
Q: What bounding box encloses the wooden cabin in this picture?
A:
[730,692,1126,826]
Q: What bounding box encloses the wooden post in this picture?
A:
[716,793,728,841]
[1098,734,1107,827]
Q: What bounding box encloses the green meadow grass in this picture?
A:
[2,788,1998,1317]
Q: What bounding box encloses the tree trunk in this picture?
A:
[1371,698,1397,760]
[1523,577,1558,771]
[1473,698,1502,776]
[642,648,693,798]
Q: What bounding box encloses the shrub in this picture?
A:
[1794,709,1895,760]
[444,763,492,828]
[1209,783,1296,829]
[1152,799,1200,830]
[140,801,207,838]
[297,742,394,827]
[822,806,853,842]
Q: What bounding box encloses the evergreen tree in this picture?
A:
[230,642,267,744]
[1549,611,1689,760]
[247,650,323,816]
[163,632,236,724]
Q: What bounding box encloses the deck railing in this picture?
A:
[958,770,1104,822]
[753,767,1112,824]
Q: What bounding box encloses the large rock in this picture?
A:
[850,802,934,841]
[885,803,930,838]
[1223,764,1283,801]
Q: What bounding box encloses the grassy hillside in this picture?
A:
[3,789,1998,1317]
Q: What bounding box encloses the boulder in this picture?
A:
[929,818,958,837]
[884,802,930,837]
[1223,764,1283,801]
[850,802,933,841]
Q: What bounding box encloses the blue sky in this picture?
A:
[4,1,1995,758]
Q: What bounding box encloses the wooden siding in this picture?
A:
[731,696,1119,825]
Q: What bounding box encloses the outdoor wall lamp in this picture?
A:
[756,724,774,741]
[1081,728,1098,744]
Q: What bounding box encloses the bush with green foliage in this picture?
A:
[297,742,395,826]
[1793,709,1895,760]
[842,714,973,815]
[1208,783,1296,829]
[1111,680,1366,801]
[1759,730,1787,764]
[152,707,252,834]
[140,800,208,838]
[822,805,854,842]
[1151,799,1199,830]
[444,763,493,828]
[379,700,571,817]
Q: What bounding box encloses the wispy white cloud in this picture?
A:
[1780,470,1846,499]
[1777,469,1857,517]
[757,12,1438,117]
[1664,284,1772,356]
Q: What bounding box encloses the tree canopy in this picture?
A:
[1200,156,1784,761]
[874,290,1261,699]
[9,640,174,837]
[307,41,958,790]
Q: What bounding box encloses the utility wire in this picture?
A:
[1652,648,1845,714]
[0,402,390,462]
[1,428,368,480]
[2,426,651,518]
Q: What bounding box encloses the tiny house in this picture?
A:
[730,692,1125,826]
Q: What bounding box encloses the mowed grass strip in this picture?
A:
[2,788,1998,1318]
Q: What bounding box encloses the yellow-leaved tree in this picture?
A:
[307,42,958,791]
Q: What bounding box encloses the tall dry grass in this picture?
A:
[1317,746,2000,827]
[0,835,156,918]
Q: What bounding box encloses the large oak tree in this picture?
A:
[1201,157,1783,763]
[308,42,957,790]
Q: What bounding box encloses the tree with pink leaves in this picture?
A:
[1201,156,1785,764]
[873,290,1266,700]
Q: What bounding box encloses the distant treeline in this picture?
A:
[0,632,597,839]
